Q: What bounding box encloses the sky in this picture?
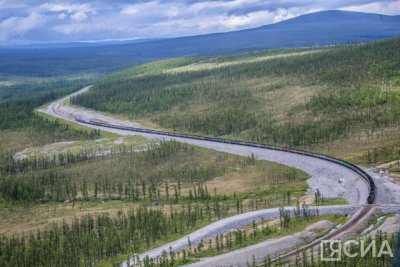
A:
[0,0,399,45]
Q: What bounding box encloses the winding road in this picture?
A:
[39,86,400,266]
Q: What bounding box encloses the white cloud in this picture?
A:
[70,11,87,22]
[272,6,323,23]
[222,10,276,29]
[340,1,400,15]
[0,12,46,41]
[189,0,265,13]
[40,3,91,13]
[58,13,67,20]
[120,2,184,19]
[40,2,94,22]
[1,0,400,44]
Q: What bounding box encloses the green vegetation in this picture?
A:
[0,77,102,187]
[0,140,308,266]
[0,140,308,205]
[2,38,400,267]
[0,77,101,147]
[0,206,210,267]
[0,70,314,267]
[186,213,346,259]
[72,38,400,159]
[136,205,346,267]
[13,135,148,161]
[357,147,400,166]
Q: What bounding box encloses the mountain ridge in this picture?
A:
[1,10,399,76]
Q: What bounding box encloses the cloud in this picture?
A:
[40,3,92,14]
[221,10,276,29]
[40,2,94,22]
[0,0,399,45]
[58,13,67,20]
[340,1,400,15]
[0,12,46,42]
[70,11,87,22]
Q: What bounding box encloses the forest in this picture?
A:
[1,38,400,266]
[0,75,312,266]
[0,135,308,266]
[72,38,400,159]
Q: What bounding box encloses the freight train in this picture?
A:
[75,117,376,204]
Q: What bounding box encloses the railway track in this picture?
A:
[73,117,377,266]
[267,204,374,265]
[75,117,375,205]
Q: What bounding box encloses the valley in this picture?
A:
[0,8,399,267]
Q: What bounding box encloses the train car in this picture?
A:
[76,118,376,204]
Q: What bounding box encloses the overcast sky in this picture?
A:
[0,0,399,45]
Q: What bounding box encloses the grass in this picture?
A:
[166,49,321,74]
[0,130,34,152]
[316,198,348,206]
[83,212,346,267]
[4,39,399,267]
[13,135,151,160]
[0,144,309,236]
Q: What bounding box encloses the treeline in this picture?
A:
[0,200,325,267]
[0,140,307,211]
[0,191,307,267]
[0,206,211,267]
[0,79,101,148]
[0,77,98,102]
[142,227,399,267]
[139,204,321,267]
[0,141,213,202]
[359,147,400,165]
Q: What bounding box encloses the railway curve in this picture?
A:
[75,117,375,204]
[39,86,379,266]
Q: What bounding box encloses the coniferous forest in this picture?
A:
[0,76,309,266]
[72,38,400,153]
[1,37,400,267]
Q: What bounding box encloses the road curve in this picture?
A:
[40,87,370,206]
[39,87,372,266]
[129,205,361,266]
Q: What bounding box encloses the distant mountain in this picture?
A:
[1,38,167,49]
[133,10,400,55]
[1,10,399,77]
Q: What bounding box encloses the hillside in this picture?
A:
[0,10,399,77]
[0,66,310,267]
[72,37,400,163]
[2,6,400,267]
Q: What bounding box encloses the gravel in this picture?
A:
[40,87,370,206]
[368,214,400,238]
[364,168,400,205]
[184,220,335,267]
[121,205,359,266]
[40,87,390,267]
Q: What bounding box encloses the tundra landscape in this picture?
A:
[0,2,400,267]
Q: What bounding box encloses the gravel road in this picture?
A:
[185,220,335,267]
[39,87,397,267]
[40,87,370,206]
[124,205,359,266]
